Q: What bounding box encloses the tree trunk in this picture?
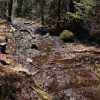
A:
[8,0,13,22]
[4,1,7,18]
[40,0,44,25]
[69,0,74,13]
[57,0,61,28]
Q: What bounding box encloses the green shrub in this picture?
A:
[0,0,6,17]
[67,0,95,20]
[21,4,32,17]
[13,3,33,17]
[13,4,22,17]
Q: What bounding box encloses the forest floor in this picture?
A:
[0,18,100,100]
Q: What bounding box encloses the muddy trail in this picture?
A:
[12,18,100,100]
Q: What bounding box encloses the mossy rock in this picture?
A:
[0,18,7,24]
[60,30,74,42]
[0,35,8,43]
[5,35,15,54]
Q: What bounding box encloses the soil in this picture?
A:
[0,18,100,100]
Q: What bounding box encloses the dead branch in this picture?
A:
[24,19,41,25]
[20,29,36,38]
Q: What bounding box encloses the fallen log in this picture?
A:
[24,19,41,26]
[20,29,36,39]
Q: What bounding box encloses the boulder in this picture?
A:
[60,30,74,42]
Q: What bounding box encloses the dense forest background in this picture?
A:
[0,0,100,45]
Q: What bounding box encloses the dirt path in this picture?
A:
[12,18,100,100]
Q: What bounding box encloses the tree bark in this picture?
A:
[40,0,44,25]
[57,0,61,28]
[69,0,74,13]
[8,0,13,22]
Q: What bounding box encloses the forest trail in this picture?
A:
[11,18,100,100]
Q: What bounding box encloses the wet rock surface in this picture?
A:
[13,18,100,100]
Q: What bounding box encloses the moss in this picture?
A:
[60,30,74,41]
[31,83,53,100]
[0,35,8,43]
[0,18,7,24]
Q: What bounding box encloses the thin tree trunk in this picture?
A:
[40,0,44,25]
[69,0,74,13]
[8,0,13,22]
[57,0,61,28]
[4,1,7,18]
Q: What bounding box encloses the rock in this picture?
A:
[0,35,8,43]
[0,34,8,54]
[13,67,39,76]
[0,43,7,45]
[0,59,11,65]
[26,58,33,63]
[0,56,13,65]
[0,25,6,29]
[0,19,7,24]
[60,30,74,42]
[13,67,32,75]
